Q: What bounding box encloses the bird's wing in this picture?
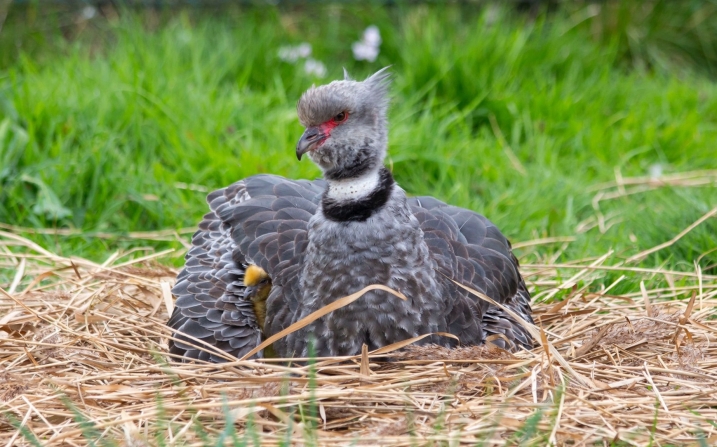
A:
[220,175,326,355]
[169,174,325,361]
[168,180,263,362]
[408,196,534,351]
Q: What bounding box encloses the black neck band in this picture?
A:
[321,168,394,222]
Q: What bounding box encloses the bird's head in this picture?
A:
[243,264,271,300]
[296,67,391,181]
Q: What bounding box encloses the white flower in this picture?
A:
[649,164,664,179]
[81,6,97,20]
[352,42,380,62]
[278,43,325,77]
[304,58,327,78]
[352,25,381,62]
[278,43,312,63]
[362,25,381,47]
[295,43,312,58]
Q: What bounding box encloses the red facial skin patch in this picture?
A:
[316,112,348,147]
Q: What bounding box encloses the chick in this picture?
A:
[243,264,275,358]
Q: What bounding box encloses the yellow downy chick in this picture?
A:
[243,265,275,358]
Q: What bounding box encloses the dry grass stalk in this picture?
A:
[1,231,716,446]
[625,206,717,264]
[578,169,717,235]
[0,223,196,243]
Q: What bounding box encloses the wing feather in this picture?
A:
[408,196,534,350]
[168,176,324,362]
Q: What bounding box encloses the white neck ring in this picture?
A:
[326,170,381,201]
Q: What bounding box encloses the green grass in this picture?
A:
[0,1,715,277]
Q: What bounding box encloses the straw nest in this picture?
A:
[1,228,716,446]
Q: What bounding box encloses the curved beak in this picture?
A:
[296,126,326,160]
[244,285,257,301]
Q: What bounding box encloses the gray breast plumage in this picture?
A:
[167,172,534,362]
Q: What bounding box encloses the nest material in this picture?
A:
[1,230,717,446]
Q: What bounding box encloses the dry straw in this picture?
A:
[1,227,716,446]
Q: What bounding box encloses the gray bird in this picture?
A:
[168,68,534,361]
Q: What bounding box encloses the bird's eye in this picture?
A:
[333,111,348,123]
